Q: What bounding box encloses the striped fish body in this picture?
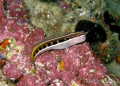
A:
[30,32,86,62]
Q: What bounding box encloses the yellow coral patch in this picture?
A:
[59,61,64,70]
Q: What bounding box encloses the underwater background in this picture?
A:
[0,0,120,85]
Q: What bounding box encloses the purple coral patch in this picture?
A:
[0,0,120,85]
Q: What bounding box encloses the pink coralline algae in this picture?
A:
[56,1,70,14]
[4,0,26,19]
[0,0,120,86]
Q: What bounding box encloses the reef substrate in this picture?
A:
[0,0,120,86]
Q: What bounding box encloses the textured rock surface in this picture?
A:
[23,0,106,37]
[0,0,120,86]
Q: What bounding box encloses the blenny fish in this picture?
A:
[30,32,86,62]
